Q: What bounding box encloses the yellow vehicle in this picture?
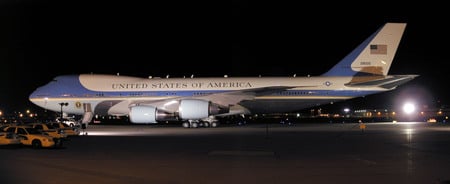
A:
[28,123,68,140]
[427,118,437,123]
[47,122,80,136]
[0,132,21,146]
[2,125,58,148]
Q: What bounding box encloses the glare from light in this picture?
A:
[405,128,414,134]
[395,122,419,125]
[405,128,413,143]
[403,102,416,114]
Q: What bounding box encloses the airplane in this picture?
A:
[29,22,417,128]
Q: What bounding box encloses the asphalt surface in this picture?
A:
[1,122,450,184]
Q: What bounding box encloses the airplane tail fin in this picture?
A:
[322,23,407,77]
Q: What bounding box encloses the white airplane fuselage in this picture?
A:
[30,75,388,115]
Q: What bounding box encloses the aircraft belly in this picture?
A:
[239,99,339,114]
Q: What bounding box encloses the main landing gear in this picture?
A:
[182,119,220,128]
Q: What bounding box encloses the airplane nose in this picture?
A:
[29,89,39,101]
[29,89,47,108]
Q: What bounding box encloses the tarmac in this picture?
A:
[1,121,450,184]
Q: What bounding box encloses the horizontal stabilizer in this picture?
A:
[345,75,419,89]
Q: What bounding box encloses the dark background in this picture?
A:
[0,0,448,113]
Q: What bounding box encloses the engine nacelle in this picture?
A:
[178,99,229,120]
[129,106,157,123]
[129,106,178,123]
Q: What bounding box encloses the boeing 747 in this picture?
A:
[29,22,417,128]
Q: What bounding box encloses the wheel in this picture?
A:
[211,122,219,127]
[182,122,190,128]
[203,122,210,127]
[32,140,42,149]
[191,122,198,128]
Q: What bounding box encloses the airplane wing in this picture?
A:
[123,86,312,112]
[193,86,300,106]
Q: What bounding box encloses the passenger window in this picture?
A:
[17,128,26,135]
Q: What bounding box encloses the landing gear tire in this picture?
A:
[191,122,198,128]
[211,122,219,128]
[182,122,190,128]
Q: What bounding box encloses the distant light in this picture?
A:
[344,108,350,113]
[403,102,416,114]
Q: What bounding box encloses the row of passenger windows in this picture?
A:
[85,91,319,97]
[276,91,315,95]
[91,92,173,97]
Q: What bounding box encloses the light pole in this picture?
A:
[59,102,68,120]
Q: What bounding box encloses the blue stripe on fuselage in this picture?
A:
[29,75,379,99]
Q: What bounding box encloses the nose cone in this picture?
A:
[29,88,48,109]
[29,88,39,100]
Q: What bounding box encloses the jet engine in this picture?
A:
[129,106,178,123]
[178,99,229,120]
[129,99,229,123]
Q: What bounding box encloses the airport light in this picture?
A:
[344,108,350,113]
[59,102,68,119]
[343,108,350,118]
[403,102,416,114]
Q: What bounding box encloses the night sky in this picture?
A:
[0,0,449,113]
